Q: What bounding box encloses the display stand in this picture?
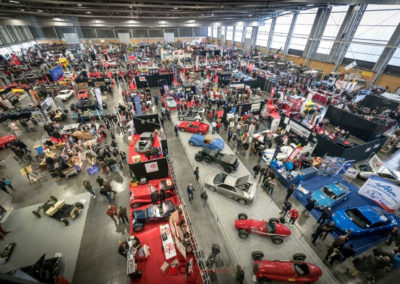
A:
[160,224,177,260]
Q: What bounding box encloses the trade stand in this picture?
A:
[357,93,399,112]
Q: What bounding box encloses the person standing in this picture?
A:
[118,206,129,224]
[302,198,317,216]
[320,221,335,240]
[19,120,29,132]
[285,184,295,202]
[187,184,195,202]
[0,180,10,195]
[194,166,199,181]
[280,201,292,216]
[82,180,96,198]
[1,178,14,190]
[312,222,328,245]
[106,205,119,223]
[317,207,332,224]
[211,120,217,134]
[288,208,299,226]
[265,177,276,195]
[174,124,179,137]
[252,164,261,179]
[236,265,244,284]
[200,190,208,207]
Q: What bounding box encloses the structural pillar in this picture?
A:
[266,17,276,54]
[283,11,298,57]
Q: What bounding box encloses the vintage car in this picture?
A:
[178,108,205,121]
[357,164,400,185]
[56,89,74,101]
[205,174,256,205]
[195,148,239,173]
[0,107,34,122]
[252,251,323,283]
[0,135,16,149]
[165,96,177,108]
[78,89,89,100]
[332,206,398,237]
[135,132,155,153]
[234,213,291,243]
[179,121,209,135]
[132,200,176,232]
[130,179,175,208]
[311,182,351,209]
[189,134,224,151]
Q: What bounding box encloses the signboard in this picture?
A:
[369,154,383,173]
[287,147,303,162]
[164,32,175,43]
[118,32,130,44]
[251,103,261,112]
[145,161,159,173]
[139,76,146,82]
[344,167,359,179]
[288,120,311,139]
[95,88,103,110]
[358,175,400,213]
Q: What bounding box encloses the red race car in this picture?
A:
[0,135,16,149]
[234,213,291,244]
[78,89,89,100]
[178,121,209,135]
[130,179,175,208]
[252,251,322,283]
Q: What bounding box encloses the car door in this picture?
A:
[217,184,236,199]
[188,123,197,133]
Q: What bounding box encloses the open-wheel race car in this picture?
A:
[132,200,177,232]
[235,213,291,244]
[32,196,84,226]
[195,148,239,173]
[252,251,322,283]
[130,179,175,208]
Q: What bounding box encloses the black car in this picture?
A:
[0,107,34,122]
[71,99,107,111]
[195,148,239,173]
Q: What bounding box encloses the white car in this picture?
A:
[262,145,294,162]
[165,96,177,108]
[357,164,400,184]
[56,89,74,101]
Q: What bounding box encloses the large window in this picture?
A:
[235,26,243,42]
[270,14,293,50]
[317,6,348,54]
[208,27,211,37]
[389,48,400,66]
[289,9,317,51]
[212,26,218,38]
[221,26,226,36]
[256,19,272,47]
[226,26,233,41]
[245,26,252,39]
[345,5,400,63]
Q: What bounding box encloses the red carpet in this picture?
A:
[128,133,162,163]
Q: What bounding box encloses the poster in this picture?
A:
[145,161,159,173]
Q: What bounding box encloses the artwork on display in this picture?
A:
[358,175,400,213]
[145,161,159,173]
[319,156,345,176]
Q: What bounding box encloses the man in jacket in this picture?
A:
[187,184,195,202]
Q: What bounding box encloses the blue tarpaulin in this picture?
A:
[49,65,64,81]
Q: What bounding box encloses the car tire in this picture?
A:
[238,213,248,220]
[75,202,84,209]
[195,155,203,162]
[224,165,233,173]
[268,218,280,223]
[32,211,41,218]
[238,199,246,205]
[59,218,69,226]
[251,251,264,261]
[189,141,195,146]
[292,253,306,261]
[49,196,58,202]
[133,224,144,232]
[5,142,12,147]
[238,230,249,239]
[271,236,283,244]
[204,156,212,163]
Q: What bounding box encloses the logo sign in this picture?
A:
[145,161,159,173]
[358,175,400,213]
[344,168,358,179]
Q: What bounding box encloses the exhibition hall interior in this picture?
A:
[1,0,400,283]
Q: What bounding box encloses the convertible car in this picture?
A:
[135,132,155,153]
[131,200,176,232]
[235,213,291,243]
[130,179,175,208]
[252,251,322,283]
[179,121,209,135]
[311,182,351,209]
[332,206,397,237]
[205,174,257,205]
[165,96,177,108]
[188,134,224,150]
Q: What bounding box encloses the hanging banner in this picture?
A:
[195,55,199,72]
[287,147,303,162]
[145,161,159,173]
[358,175,400,213]
[95,88,103,110]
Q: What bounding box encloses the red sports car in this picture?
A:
[234,213,291,244]
[130,179,175,208]
[252,251,322,283]
[78,89,89,100]
[0,135,16,149]
[178,121,209,135]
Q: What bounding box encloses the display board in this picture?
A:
[129,158,169,180]
[164,32,174,43]
[63,33,80,44]
[132,114,160,134]
[118,33,130,44]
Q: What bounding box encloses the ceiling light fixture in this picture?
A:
[159,20,166,24]
[20,8,24,11]
[9,0,20,4]
[129,5,133,8]
[86,11,91,14]
[53,17,63,21]
[174,7,178,10]
[37,9,43,12]
[187,20,195,23]
[77,3,82,7]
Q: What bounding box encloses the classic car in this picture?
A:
[234,213,291,243]
[135,132,155,153]
[205,174,257,205]
[311,182,351,209]
[261,145,294,162]
[0,107,34,122]
[252,251,322,283]
[332,206,398,237]
[357,164,400,185]
[165,96,177,108]
[179,121,209,135]
[56,89,74,101]
[178,108,205,121]
[189,134,224,150]
[195,148,239,173]
[0,135,16,149]
[131,200,176,232]
[78,89,89,100]
[130,179,175,208]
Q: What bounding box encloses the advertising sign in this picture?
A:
[369,154,384,172]
[288,120,311,139]
[145,161,159,173]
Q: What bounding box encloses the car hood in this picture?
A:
[332,210,362,234]
[311,191,331,208]
[205,173,218,185]
[243,183,257,201]
[220,154,236,164]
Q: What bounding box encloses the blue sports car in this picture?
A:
[332,206,397,237]
[188,134,224,151]
[311,182,351,209]
[131,200,176,232]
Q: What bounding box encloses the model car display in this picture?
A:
[261,146,294,162]
[178,108,204,121]
[252,251,322,283]
[72,99,107,111]
[132,200,176,232]
[205,174,257,205]
[165,96,177,108]
[311,182,351,209]
[189,134,224,150]
[0,135,16,149]
[332,206,398,237]
[179,121,209,135]
[0,107,34,122]
[234,213,291,243]
[130,179,175,208]
[56,89,74,101]
[135,132,155,153]
[32,196,84,226]
[195,148,239,173]
[78,89,89,100]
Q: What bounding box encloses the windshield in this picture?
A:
[345,209,370,229]
[213,173,226,184]
[322,187,337,200]
[335,183,348,193]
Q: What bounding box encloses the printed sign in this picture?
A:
[368,154,383,173]
[145,161,159,173]
[288,120,311,139]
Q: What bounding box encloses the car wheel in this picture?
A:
[238,213,248,220]
[271,236,283,244]
[292,253,306,261]
[268,218,280,223]
[32,211,41,218]
[195,155,203,162]
[59,218,69,226]
[75,202,84,209]
[204,156,212,163]
[251,251,264,261]
[133,224,144,232]
[238,230,249,239]
[49,196,58,202]
[224,165,233,173]
[238,199,247,205]
[189,141,195,146]
[180,128,185,132]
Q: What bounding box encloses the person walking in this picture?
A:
[82,180,96,198]
[106,205,119,223]
[317,207,332,224]
[174,124,179,137]
[340,244,355,263]
[200,190,208,207]
[194,166,199,181]
[253,164,261,179]
[285,184,295,202]
[0,180,10,195]
[187,184,195,202]
[1,178,14,190]
[236,265,245,284]
[211,120,217,134]
[103,179,117,196]
[118,206,129,224]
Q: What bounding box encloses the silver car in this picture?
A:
[204,173,257,205]
[135,132,155,153]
